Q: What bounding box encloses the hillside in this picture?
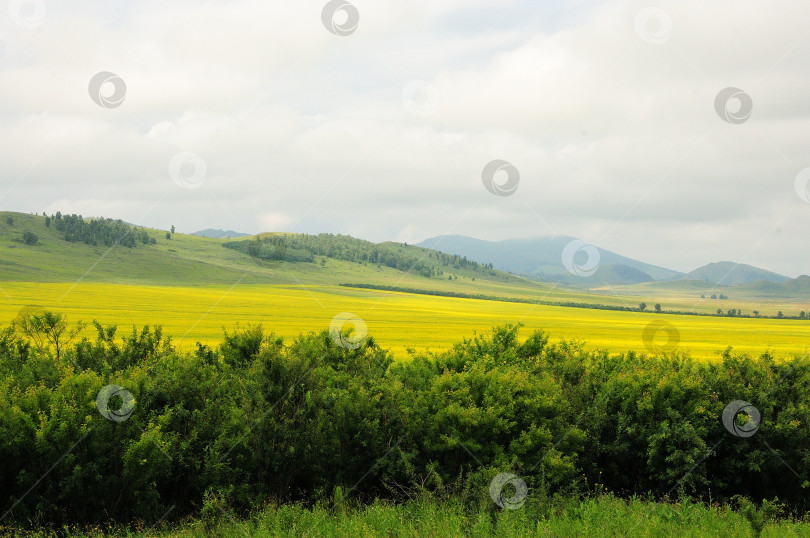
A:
[0,211,558,296]
[416,235,683,285]
[683,261,790,286]
[736,275,810,298]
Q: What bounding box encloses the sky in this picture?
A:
[1,0,810,276]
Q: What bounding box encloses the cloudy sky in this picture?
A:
[1,0,810,276]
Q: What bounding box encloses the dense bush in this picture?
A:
[1,316,808,528]
[21,231,38,245]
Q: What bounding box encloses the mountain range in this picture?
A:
[416,235,794,288]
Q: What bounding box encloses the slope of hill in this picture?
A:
[192,229,250,239]
[684,261,790,286]
[736,275,810,298]
[0,211,562,299]
[416,235,683,285]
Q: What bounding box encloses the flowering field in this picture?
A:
[1,281,808,360]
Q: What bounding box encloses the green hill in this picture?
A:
[736,275,810,298]
[684,261,789,286]
[537,263,657,286]
[0,211,559,297]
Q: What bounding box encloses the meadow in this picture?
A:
[8,496,809,537]
[1,281,809,361]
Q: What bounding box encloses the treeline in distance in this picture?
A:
[223,233,495,278]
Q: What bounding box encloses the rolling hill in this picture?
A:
[736,275,810,298]
[683,261,790,286]
[0,211,563,298]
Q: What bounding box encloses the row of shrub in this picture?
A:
[1,314,808,528]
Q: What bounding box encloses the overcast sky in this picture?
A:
[1,0,810,276]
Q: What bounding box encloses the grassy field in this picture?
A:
[0,212,540,289]
[2,281,810,360]
[8,496,808,537]
[603,279,810,318]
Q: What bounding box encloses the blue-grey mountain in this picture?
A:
[416,235,682,286]
[192,229,250,239]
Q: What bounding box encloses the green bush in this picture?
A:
[22,231,38,245]
[1,315,809,529]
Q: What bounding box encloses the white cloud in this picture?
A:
[258,212,293,232]
[1,0,810,276]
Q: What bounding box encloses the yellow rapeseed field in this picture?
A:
[1,281,809,360]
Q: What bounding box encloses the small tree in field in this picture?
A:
[171,225,175,234]
[654,304,662,312]
[639,302,647,311]
[717,309,722,315]
[14,310,84,359]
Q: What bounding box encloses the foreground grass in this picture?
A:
[7,496,809,537]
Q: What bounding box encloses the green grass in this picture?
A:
[9,496,809,537]
[0,212,565,292]
[607,279,810,317]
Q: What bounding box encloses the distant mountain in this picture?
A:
[416,235,683,286]
[684,262,790,286]
[192,229,250,239]
[735,275,810,297]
